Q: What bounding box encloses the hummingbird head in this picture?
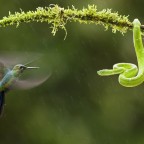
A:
[12,64,39,77]
[13,64,26,74]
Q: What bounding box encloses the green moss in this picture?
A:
[0,4,133,37]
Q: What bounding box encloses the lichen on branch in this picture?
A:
[0,4,133,37]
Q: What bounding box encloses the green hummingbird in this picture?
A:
[0,61,49,115]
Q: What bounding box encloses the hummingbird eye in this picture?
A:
[20,66,23,69]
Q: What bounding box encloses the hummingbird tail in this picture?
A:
[0,91,5,117]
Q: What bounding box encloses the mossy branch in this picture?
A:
[0,4,137,37]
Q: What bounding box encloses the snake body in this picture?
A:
[97,19,144,87]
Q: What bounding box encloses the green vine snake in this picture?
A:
[97,19,144,87]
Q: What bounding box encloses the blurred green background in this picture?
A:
[0,0,144,144]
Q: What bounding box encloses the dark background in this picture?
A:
[0,0,144,144]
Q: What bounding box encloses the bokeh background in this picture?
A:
[0,0,144,144]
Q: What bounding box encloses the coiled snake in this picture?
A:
[97,19,144,87]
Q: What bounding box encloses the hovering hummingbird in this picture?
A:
[0,61,49,116]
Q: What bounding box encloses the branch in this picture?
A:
[0,4,138,37]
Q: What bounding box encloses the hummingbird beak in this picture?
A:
[19,65,39,74]
[26,66,40,69]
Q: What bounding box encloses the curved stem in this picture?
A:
[0,5,132,36]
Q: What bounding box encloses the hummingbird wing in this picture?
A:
[0,52,42,68]
[0,62,9,81]
[11,75,50,90]
[0,91,5,116]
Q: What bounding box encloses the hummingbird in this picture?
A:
[0,61,49,116]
